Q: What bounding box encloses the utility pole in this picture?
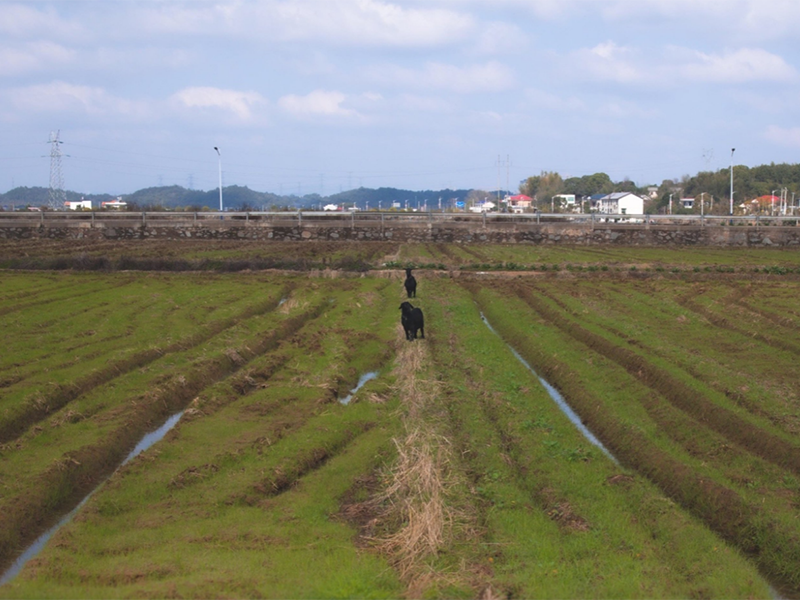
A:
[495,154,511,203]
[506,154,511,199]
[214,147,223,212]
[496,155,502,202]
[729,148,735,215]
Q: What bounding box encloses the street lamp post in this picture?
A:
[214,146,223,213]
[729,148,735,216]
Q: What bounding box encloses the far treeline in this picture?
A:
[2,162,798,213]
[0,185,475,212]
[522,162,800,213]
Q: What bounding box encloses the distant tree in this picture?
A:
[520,171,563,209]
[562,172,614,196]
[616,177,639,193]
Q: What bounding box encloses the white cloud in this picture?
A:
[278,89,359,119]
[571,41,642,83]
[0,3,84,39]
[599,0,800,37]
[668,48,797,84]
[369,61,516,93]
[170,87,266,120]
[737,0,800,38]
[565,42,796,86]
[764,125,800,147]
[469,21,529,56]
[135,0,475,48]
[0,42,76,76]
[2,81,146,117]
[424,0,800,41]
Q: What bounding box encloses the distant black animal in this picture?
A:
[399,301,424,341]
[404,268,417,298]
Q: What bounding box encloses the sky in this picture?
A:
[1,0,799,197]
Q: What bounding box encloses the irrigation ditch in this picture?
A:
[0,287,337,570]
[465,278,800,595]
[1,243,800,597]
[0,410,186,586]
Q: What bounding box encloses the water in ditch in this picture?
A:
[478,312,798,597]
[479,312,618,464]
[339,371,379,405]
[0,411,185,587]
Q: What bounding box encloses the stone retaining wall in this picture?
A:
[1,220,799,246]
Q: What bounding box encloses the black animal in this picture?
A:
[399,301,424,341]
[404,268,417,298]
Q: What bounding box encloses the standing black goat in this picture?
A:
[404,268,417,298]
[399,301,424,341]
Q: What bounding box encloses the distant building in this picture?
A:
[323,203,339,211]
[680,198,695,210]
[506,194,533,213]
[65,199,92,210]
[596,192,644,216]
[553,194,576,206]
[101,199,127,210]
[752,195,781,212]
[469,200,496,213]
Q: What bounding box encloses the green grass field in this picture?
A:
[1,242,799,598]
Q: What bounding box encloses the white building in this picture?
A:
[597,192,644,216]
[65,199,92,210]
[469,200,496,213]
[101,198,127,210]
[553,194,576,206]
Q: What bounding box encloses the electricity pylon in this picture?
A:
[48,130,66,210]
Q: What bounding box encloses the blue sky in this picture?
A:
[1,0,799,196]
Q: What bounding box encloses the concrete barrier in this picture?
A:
[1,213,799,246]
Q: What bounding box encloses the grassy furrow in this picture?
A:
[468,282,800,593]
[529,279,800,437]
[1,252,799,597]
[424,279,769,598]
[0,273,277,374]
[5,402,403,598]
[0,287,336,572]
[513,283,800,477]
[677,285,800,356]
[0,281,294,443]
[0,274,134,319]
[1,278,405,598]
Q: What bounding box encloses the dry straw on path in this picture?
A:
[369,329,490,597]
